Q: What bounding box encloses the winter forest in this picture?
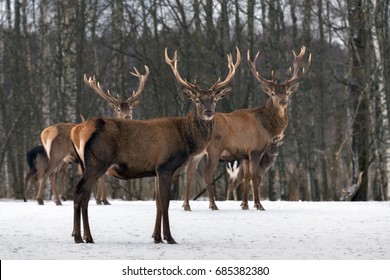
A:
[0,0,389,204]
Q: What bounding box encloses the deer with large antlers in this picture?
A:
[183,46,311,211]
[69,47,240,243]
[29,66,149,205]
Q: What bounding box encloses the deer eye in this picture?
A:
[195,98,200,103]
[271,92,276,96]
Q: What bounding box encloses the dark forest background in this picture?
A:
[1,0,389,202]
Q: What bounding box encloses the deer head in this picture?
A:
[268,134,285,156]
[165,47,241,121]
[84,65,149,119]
[247,46,311,111]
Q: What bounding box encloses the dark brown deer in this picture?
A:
[70,47,240,243]
[226,135,284,201]
[83,67,149,204]
[183,47,311,211]
[33,67,149,205]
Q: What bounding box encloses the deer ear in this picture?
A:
[260,84,273,96]
[215,87,232,101]
[287,83,300,94]
[182,88,197,100]
[130,99,140,108]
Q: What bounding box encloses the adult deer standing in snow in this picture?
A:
[32,67,149,205]
[183,47,311,211]
[70,47,240,243]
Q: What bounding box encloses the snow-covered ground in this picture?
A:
[0,199,389,260]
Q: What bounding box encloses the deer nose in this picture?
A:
[279,99,287,106]
[204,109,214,117]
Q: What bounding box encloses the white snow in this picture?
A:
[1,199,390,260]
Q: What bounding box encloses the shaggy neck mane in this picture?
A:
[257,98,288,137]
[183,109,214,154]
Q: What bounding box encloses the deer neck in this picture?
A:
[184,109,214,154]
[257,98,288,137]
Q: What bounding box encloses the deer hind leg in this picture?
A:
[36,176,48,205]
[23,171,34,202]
[49,173,62,205]
[72,173,99,243]
[100,176,110,205]
[233,181,239,201]
[96,176,110,205]
[226,179,232,200]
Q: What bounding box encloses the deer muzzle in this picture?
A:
[279,99,288,106]
[203,109,214,120]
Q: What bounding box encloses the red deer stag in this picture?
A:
[33,66,149,205]
[69,47,240,243]
[226,135,284,201]
[83,67,149,204]
[183,46,311,211]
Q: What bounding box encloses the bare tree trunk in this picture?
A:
[347,0,370,201]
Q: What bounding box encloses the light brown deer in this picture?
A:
[33,66,149,205]
[183,47,311,211]
[69,47,240,243]
[226,135,284,201]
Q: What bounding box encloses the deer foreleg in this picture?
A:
[250,153,265,211]
[158,171,176,244]
[203,153,220,210]
[152,175,163,243]
[183,153,204,211]
[240,159,250,210]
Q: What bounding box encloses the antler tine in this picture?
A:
[286,46,312,86]
[83,74,121,106]
[165,47,199,90]
[209,47,241,91]
[127,65,150,104]
[247,50,274,86]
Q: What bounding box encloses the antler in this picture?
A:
[165,48,200,91]
[83,74,121,107]
[126,65,149,104]
[247,50,275,89]
[285,46,312,86]
[248,47,311,88]
[209,47,241,91]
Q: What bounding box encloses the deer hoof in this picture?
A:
[182,203,191,211]
[165,237,177,244]
[102,199,111,205]
[153,234,163,244]
[37,199,44,205]
[254,203,265,211]
[96,200,103,205]
[73,233,84,244]
[241,202,249,210]
[84,236,95,243]
[55,200,62,206]
[210,204,219,211]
